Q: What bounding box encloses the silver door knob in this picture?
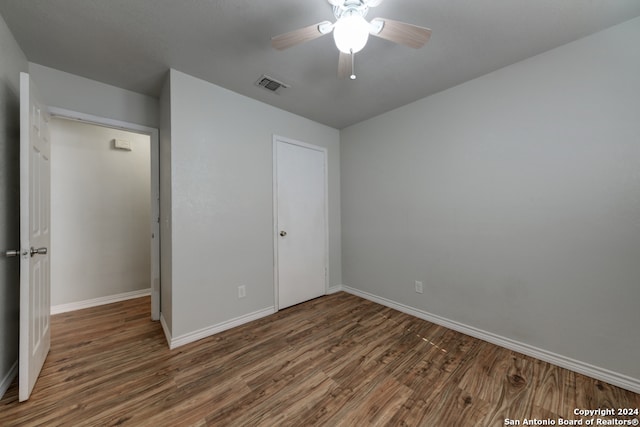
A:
[280,231,287,237]
[5,249,20,257]
[30,247,48,257]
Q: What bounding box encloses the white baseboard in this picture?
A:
[327,285,344,294]
[341,285,640,394]
[51,289,151,315]
[0,360,18,400]
[160,313,172,349]
[168,306,276,350]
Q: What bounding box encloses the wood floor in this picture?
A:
[1,293,638,426]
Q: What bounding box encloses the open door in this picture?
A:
[19,72,51,401]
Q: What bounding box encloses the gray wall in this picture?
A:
[0,13,27,396]
[167,69,341,338]
[159,73,173,332]
[341,17,640,382]
[50,119,151,307]
[28,63,159,129]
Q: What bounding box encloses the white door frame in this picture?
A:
[272,134,329,311]
[47,107,161,321]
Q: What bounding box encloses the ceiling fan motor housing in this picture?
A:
[333,0,369,20]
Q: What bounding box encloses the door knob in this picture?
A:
[280,231,287,237]
[5,249,20,257]
[30,247,48,257]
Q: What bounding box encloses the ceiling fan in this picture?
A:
[271,0,432,80]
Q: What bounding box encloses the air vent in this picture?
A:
[256,75,289,93]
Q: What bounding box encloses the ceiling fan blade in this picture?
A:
[365,0,385,7]
[338,51,351,79]
[327,0,343,6]
[271,21,332,50]
[370,18,432,48]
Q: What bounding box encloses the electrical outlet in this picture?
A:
[415,280,424,294]
[238,285,246,299]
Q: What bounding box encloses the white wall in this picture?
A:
[166,69,341,339]
[28,63,158,129]
[0,12,27,397]
[50,118,151,306]
[341,16,640,389]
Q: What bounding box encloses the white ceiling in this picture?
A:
[1,0,639,129]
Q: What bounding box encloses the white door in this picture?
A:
[19,72,51,402]
[274,137,327,309]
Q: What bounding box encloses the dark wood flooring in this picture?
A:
[1,292,638,426]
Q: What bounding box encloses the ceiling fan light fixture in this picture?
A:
[270,0,432,80]
[333,13,370,54]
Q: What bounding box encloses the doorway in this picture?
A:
[48,109,160,320]
[273,135,328,310]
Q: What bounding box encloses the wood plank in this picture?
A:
[1,292,638,426]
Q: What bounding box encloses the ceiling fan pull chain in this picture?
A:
[350,49,356,80]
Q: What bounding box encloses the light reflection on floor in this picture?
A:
[378,312,449,353]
